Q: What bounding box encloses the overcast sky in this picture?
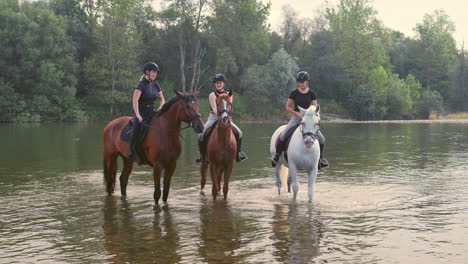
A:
[266,0,467,47]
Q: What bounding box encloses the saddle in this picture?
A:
[120,112,156,165]
[275,124,300,162]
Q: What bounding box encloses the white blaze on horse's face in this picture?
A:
[221,99,229,124]
[298,105,320,148]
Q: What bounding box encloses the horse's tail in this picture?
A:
[103,120,119,195]
[280,164,290,193]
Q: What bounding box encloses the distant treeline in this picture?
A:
[0,0,467,122]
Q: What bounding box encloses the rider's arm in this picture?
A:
[286,98,302,118]
[133,89,142,122]
[209,92,217,115]
[157,91,165,111]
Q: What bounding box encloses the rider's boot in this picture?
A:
[319,143,329,169]
[235,137,248,162]
[272,138,285,167]
[128,123,140,160]
[195,139,206,163]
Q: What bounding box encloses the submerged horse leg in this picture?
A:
[103,152,119,195]
[307,168,318,203]
[275,164,282,195]
[209,164,219,200]
[119,157,134,196]
[152,163,163,204]
[288,163,299,201]
[222,163,234,199]
[162,161,176,203]
[200,161,209,192]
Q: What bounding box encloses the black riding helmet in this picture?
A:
[143,62,160,73]
[296,71,310,83]
[213,73,226,83]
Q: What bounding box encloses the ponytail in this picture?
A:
[139,74,146,82]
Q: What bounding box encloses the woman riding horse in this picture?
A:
[196,73,247,163]
[272,71,329,169]
[128,62,165,160]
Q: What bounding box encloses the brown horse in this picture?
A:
[103,90,204,204]
[200,91,237,199]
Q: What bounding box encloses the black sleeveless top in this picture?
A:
[288,89,317,112]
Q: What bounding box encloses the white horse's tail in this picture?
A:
[280,164,289,193]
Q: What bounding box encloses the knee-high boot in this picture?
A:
[319,143,329,169]
[235,137,248,162]
[195,139,206,163]
[128,121,141,160]
[272,138,286,167]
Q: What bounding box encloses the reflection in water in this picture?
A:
[198,198,241,263]
[271,204,322,263]
[1,122,467,264]
[102,197,180,263]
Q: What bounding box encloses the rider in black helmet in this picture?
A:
[128,62,165,160]
[196,73,248,163]
[272,71,329,168]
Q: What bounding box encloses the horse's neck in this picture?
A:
[214,121,233,141]
[151,104,182,134]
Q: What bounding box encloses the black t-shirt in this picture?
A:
[136,80,161,105]
[289,89,317,112]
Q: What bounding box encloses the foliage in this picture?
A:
[242,49,299,117]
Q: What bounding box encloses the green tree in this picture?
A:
[242,49,299,117]
[0,0,79,121]
[207,0,271,92]
[326,0,390,90]
[82,0,145,117]
[411,10,457,99]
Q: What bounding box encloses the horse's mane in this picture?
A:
[155,93,197,117]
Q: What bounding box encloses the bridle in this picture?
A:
[300,116,320,142]
[179,98,202,131]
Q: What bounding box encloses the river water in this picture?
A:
[0,122,467,263]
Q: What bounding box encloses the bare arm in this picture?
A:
[209,92,217,115]
[157,91,165,111]
[133,89,142,122]
[286,98,302,119]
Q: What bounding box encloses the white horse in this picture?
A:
[270,105,321,202]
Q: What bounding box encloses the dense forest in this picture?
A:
[0,0,467,122]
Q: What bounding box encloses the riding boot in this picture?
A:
[236,137,248,162]
[319,143,329,169]
[128,124,140,160]
[195,139,206,163]
[272,138,286,167]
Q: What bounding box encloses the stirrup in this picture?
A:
[237,152,248,162]
[319,158,329,168]
[271,153,280,167]
[195,152,204,163]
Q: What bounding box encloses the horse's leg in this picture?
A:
[152,163,163,204]
[209,163,218,200]
[200,160,209,192]
[103,152,119,195]
[275,164,282,195]
[162,161,177,203]
[119,157,134,196]
[288,162,299,201]
[222,162,234,199]
[307,167,318,203]
[216,166,223,192]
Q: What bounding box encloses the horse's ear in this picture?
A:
[175,89,185,99]
[298,106,306,116]
[194,91,200,97]
[316,104,320,114]
[228,90,233,97]
[214,92,219,97]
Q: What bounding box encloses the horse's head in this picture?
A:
[175,90,204,133]
[298,105,321,148]
[215,90,233,126]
